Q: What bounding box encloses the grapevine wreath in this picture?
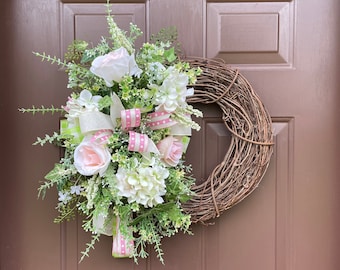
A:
[183,58,274,224]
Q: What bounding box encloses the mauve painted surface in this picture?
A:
[1,0,340,269]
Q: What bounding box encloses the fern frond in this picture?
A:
[38,163,77,199]
[54,203,77,223]
[33,52,68,68]
[33,132,60,146]
[79,234,100,262]
[18,105,63,115]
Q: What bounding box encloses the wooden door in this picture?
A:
[2,0,340,269]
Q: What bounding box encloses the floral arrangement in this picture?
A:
[20,1,202,264]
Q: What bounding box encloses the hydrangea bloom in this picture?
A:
[63,89,102,127]
[115,158,169,208]
[153,66,194,112]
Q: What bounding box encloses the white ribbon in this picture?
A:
[78,93,124,134]
[110,92,125,126]
[79,111,114,134]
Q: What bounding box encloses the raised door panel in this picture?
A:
[202,118,294,270]
[60,2,146,57]
[149,0,204,57]
[207,2,294,68]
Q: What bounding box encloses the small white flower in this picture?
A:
[64,90,102,127]
[58,191,71,204]
[70,185,83,195]
[77,90,102,110]
[146,62,166,84]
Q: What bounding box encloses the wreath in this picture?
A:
[183,58,274,224]
[19,0,273,263]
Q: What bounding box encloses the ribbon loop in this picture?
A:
[128,131,160,155]
[128,131,148,153]
[147,111,176,130]
[90,129,113,144]
[79,111,114,134]
[121,108,141,130]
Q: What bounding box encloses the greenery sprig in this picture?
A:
[18,105,63,115]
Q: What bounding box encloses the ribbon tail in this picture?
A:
[92,210,114,236]
[128,131,160,156]
[112,216,134,258]
[141,137,160,160]
[169,123,192,136]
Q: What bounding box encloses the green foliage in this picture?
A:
[131,202,192,264]
[80,37,111,64]
[33,132,61,146]
[18,105,63,115]
[80,234,100,262]
[64,40,89,63]
[150,26,181,56]
[38,162,76,199]
[105,1,136,54]
[32,52,68,68]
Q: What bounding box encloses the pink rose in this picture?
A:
[74,138,111,176]
[90,47,141,87]
[157,136,183,167]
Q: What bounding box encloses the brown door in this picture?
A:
[2,0,340,269]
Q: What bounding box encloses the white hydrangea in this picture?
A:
[115,158,169,208]
[153,66,194,113]
[63,89,102,127]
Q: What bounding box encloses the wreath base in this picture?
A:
[183,58,274,224]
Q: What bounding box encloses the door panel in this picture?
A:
[2,0,340,269]
[207,2,294,66]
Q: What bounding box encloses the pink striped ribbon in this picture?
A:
[146,111,176,130]
[121,108,141,130]
[112,216,134,258]
[128,131,148,153]
[90,129,113,144]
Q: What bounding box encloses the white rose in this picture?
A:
[74,137,111,176]
[90,47,142,87]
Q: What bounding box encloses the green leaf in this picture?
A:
[45,164,65,181]
[164,47,176,63]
